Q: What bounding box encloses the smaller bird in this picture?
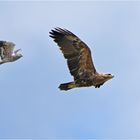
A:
[0,41,22,65]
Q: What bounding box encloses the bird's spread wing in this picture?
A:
[0,41,15,59]
[49,28,97,80]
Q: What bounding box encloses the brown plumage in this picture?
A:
[49,28,114,90]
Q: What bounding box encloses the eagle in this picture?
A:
[0,41,22,65]
[49,28,114,90]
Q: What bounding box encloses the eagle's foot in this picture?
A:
[95,85,101,88]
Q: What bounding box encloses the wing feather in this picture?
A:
[49,28,97,80]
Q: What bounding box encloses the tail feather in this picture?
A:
[59,82,76,91]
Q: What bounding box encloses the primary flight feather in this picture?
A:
[49,28,114,90]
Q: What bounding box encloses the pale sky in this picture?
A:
[0,1,140,139]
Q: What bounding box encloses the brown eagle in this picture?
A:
[49,28,114,90]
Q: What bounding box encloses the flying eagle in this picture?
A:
[0,41,22,65]
[49,28,114,90]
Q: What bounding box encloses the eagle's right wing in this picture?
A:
[49,28,97,80]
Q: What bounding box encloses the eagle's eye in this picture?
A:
[107,74,111,75]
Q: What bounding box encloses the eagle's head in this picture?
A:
[103,73,114,81]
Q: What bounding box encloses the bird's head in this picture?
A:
[102,73,114,81]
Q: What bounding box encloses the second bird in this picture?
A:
[0,41,22,65]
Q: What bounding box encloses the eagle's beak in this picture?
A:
[108,74,114,80]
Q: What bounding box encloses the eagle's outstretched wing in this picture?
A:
[49,28,97,80]
[0,41,15,60]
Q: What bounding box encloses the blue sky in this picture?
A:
[0,1,140,139]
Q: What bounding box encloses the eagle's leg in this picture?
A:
[95,83,104,88]
[95,85,100,88]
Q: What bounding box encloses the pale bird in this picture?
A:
[0,41,22,65]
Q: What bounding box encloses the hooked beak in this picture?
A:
[108,74,114,80]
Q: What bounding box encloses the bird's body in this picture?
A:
[59,72,112,90]
[0,41,22,65]
[49,28,114,90]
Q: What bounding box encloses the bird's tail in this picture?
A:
[59,82,76,91]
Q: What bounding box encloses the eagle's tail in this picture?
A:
[59,82,76,91]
